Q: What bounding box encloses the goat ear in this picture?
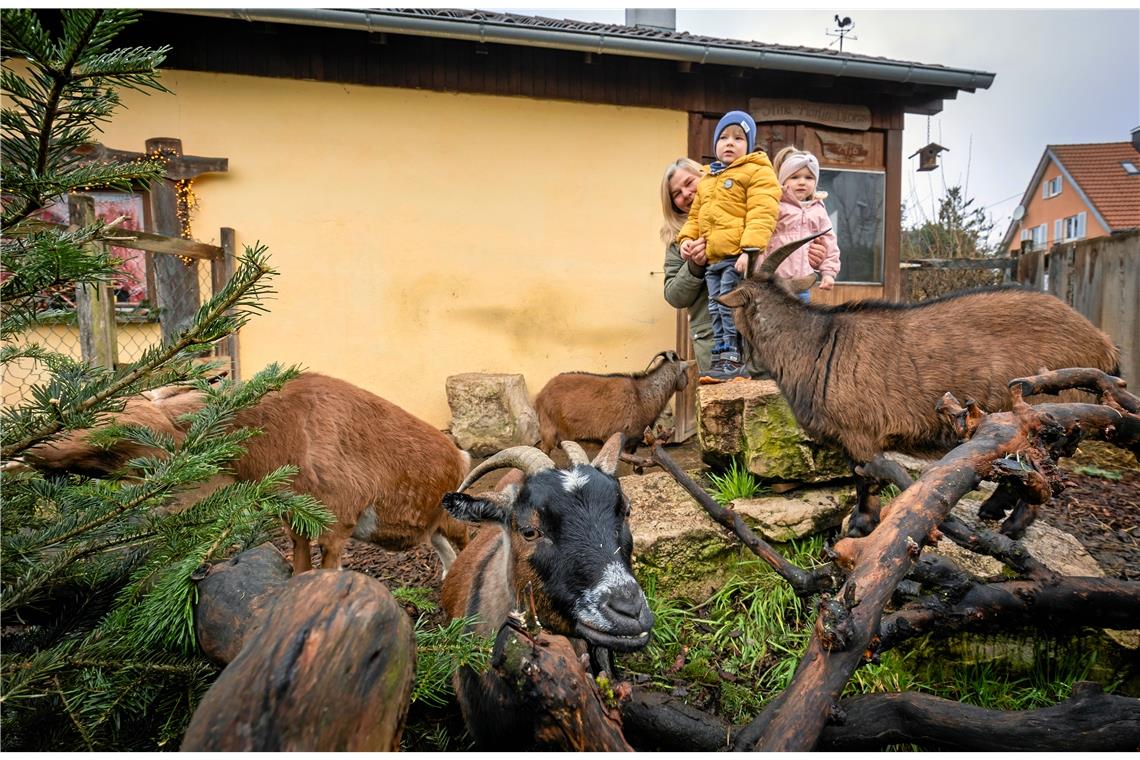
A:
[779,273,818,295]
[592,432,623,476]
[443,489,513,524]
[717,287,749,308]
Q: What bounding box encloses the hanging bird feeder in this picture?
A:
[909,142,949,172]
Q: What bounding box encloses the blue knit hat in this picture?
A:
[713,110,757,154]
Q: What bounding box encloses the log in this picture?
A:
[879,575,1140,651]
[192,542,292,665]
[743,396,1130,751]
[817,682,1140,751]
[181,569,415,751]
[491,620,633,751]
[622,683,1140,751]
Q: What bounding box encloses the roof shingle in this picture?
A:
[1051,141,1140,231]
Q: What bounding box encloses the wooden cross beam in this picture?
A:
[74,138,228,180]
[75,137,230,346]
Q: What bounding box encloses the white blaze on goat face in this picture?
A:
[560,466,591,493]
[572,560,645,631]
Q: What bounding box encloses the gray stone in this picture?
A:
[446,373,539,456]
[696,379,848,484]
[621,469,851,599]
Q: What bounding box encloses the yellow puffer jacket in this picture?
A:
[676,152,782,264]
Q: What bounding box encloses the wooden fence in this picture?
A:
[1014,230,1140,385]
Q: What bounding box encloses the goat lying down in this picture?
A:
[719,232,1120,537]
[440,432,653,749]
[535,350,694,455]
[24,372,472,573]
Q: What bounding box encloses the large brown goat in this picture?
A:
[24,373,471,573]
[720,233,1120,537]
[439,433,653,749]
[534,350,694,455]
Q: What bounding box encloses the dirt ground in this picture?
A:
[320,437,1139,620]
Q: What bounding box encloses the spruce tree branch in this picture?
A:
[1,254,272,459]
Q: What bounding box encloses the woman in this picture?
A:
[660,157,716,373]
[660,156,830,379]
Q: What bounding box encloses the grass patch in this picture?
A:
[707,459,768,504]
[1070,464,1123,481]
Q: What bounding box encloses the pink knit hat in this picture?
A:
[778,152,820,185]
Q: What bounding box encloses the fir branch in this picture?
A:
[1,244,275,459]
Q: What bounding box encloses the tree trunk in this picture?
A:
[182,557,415,751]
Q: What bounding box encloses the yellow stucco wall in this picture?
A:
[81,70,688,427]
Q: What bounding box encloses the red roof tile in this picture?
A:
[1051,141,1140,231]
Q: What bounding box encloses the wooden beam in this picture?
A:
[69,195,118,370]
[900,257,1017,270]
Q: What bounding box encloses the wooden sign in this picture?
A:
[750,98,872,131]
[814,128,871,164]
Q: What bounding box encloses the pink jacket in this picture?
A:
[759,189,841,280]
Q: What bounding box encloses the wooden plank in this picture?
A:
[673,308,696,443]
[217,227,240,381]
[69,195,118,370]
[27,221,222,260]
[809,283,883,305]
[900,257,1017,270]
[883,127,903,300]
[146,138,202,347]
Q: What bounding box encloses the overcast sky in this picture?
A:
[491,4,1140,246]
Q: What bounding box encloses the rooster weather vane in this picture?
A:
[826,15,857,52]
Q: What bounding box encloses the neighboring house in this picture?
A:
[1001,128,1140,255]
[7,9,994,427]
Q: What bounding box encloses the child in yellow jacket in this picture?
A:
[677,110,781,381]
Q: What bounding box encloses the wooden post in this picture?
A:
[146,138,199,346]
[214,227,240,380]
[69,194,118,369]
[673,308,696,442]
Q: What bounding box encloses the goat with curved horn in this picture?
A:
[440,431,653,748]
[758,229,832,275]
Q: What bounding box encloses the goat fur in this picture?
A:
[719,282,1120,463]
[535,351,694,454]
[25,372,471,573]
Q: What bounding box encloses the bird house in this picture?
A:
[909,142,948,172]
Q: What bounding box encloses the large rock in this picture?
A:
[622,469,851,599]
[446,373,539,456]
[697,379,848,484]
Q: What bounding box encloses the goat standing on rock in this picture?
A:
[719,233,1120,538]
[535,350,694,455]
[440,432,653,749]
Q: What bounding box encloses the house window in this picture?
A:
[1029,223,1048,249]
[1060,212,1087,241]
[1042,176,1063,198]
[1123,161,1139,175]
[817,168,885,284]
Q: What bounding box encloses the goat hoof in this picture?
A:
[999,519,1028,540]
[977,503,1007,521]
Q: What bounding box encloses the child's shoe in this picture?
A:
[719,351,750,381]
[699,354,726,384]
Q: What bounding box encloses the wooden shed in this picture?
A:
[51,9,995,427]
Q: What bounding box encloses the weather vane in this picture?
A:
[826,15,857,53]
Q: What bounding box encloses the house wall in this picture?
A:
[1006,157,1109,253]
[93,69,686,427]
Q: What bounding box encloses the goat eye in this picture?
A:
[520,526,542,541]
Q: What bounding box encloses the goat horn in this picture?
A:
[456,446,555,493]
[560,440,591,467]
[760,230,832,275]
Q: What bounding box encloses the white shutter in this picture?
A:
[1042,182,1049,199]
[1077,212,1087,238]
[1054,219,1063,242]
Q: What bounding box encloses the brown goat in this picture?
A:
[24,372,471,573]
[720,233,1120,537]
[535,350,694,455]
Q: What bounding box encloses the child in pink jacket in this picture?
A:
[760,147,841,299]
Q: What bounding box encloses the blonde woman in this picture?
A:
[660,157,716,373]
